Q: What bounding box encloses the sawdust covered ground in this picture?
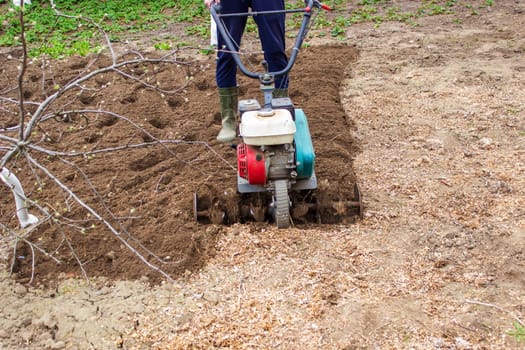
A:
[1,1,525,349]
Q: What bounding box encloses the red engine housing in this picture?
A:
[237,143,267,185]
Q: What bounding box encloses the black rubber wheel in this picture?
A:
[273,179,290,229]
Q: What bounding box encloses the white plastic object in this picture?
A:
[1,167,39,228]
[210,15,218,47]
[12,0,31,6]
[240,109,296,146]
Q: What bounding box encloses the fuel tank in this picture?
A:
[239,109,296,146]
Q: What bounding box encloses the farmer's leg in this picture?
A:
[251,0,289,90]
[216,0,249,88]
[215,1,248,142]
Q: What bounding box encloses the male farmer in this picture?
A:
[204,0,289,142]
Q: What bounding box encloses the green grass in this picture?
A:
[0,0,493,58]
[508,322,525,343]
[0,0,206,58]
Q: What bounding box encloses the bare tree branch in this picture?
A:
[24,152,178,284]
[0,0,222,285]
[17,6,28,141]
[112,68,191,94]
[1,222,62,265]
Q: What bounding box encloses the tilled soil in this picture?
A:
[1,1,524,349]
[1,44,359,286]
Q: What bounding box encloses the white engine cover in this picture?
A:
[240,109,296,146]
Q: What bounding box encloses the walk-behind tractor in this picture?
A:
[195,0,362,228]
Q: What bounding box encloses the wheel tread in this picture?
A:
[274,180,290,229]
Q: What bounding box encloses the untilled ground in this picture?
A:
[0,1,524,349]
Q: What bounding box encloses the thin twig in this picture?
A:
[465,299,525,327]
[57,224,90,283]
[27,136,236,171]
[112,68,190,94]
[10,237,18,275]
[28,243,35,285]
[1,222,62,282]
[40,108,180,159]
[49,0,116,63]
[57,156,169,266]
[2,224,61,265]
[24,152,178,284]
[17,5,28,141]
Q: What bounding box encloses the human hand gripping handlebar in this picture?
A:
[209,0,331,82]
[305,0,332,12]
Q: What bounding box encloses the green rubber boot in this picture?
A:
[217,86,238,143]
[273,88,289,98]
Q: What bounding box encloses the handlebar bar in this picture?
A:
[210,0,331,82]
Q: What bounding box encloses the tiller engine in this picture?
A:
[236,98,317,228]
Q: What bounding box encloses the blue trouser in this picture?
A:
[216,0,288,89]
